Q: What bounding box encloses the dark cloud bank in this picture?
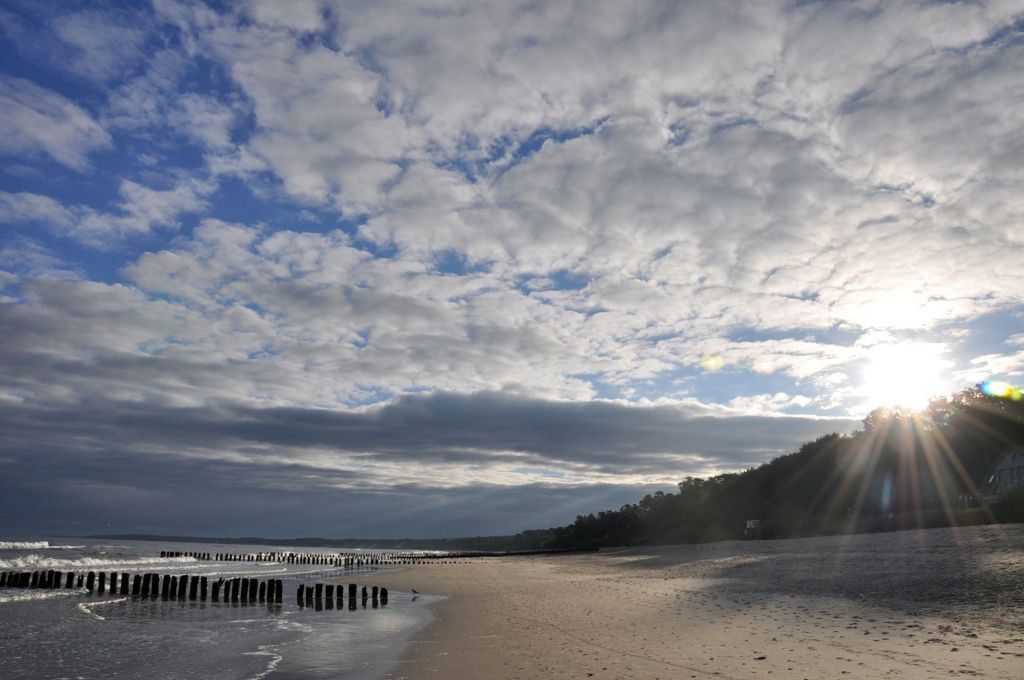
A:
[1,391,856,537]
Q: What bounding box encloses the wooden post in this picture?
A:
[248,578,257,602]
[189,575,199,600]
[98,572,106,593]
[314,583,323,600]
[31,571,40,588]
[109,572,117,594]
[86,571,95,592]
[161,574,171,598]
[132,574,141,595]
[170,576,178,598]
[211,579,221,601]
[179,575,189,600]
[380,587,388,605]
[325,584,334,599]
[348,583,357,599]
[120,573,129,594]
[200,576,208,600]
[296,584,304,607]
[258,580,266,603]
[371,585,378,599]
[231,577,241,602]
[275,579,283,604]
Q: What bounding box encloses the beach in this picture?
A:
[377,525,1024,679]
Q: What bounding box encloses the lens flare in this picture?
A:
[981,380,1022,400]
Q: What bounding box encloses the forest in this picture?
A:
[521,385,1024,549]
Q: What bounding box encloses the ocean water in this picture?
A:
[0,538,439,680]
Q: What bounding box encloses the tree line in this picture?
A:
[514,385,1024,550]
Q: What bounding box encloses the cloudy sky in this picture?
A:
[1,0,1022,538]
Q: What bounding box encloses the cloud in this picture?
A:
[0,75,111,170]
[0,388,856,499]
[956,351,1024,384]
[51,7,150,81]
[0,237,82,283]
[0,178,211,247]
[0,191,78,230]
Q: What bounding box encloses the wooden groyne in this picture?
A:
[159,547,598,563]
[0,569,284,604]
[2,569,394,612]
[295,580,389,609]
[159,549,475,567]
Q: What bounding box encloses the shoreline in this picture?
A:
[375,525,1024,679]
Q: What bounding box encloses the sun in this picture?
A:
[861,343,951,412]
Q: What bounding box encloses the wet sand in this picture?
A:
[377,525,1024,679]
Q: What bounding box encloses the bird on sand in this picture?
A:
[411,588,419,594]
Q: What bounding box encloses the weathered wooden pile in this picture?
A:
[296,582,389,609]
[160,551,211,559]
[0,569,284,603]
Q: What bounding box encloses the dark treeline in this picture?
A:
[528,385,1024,549]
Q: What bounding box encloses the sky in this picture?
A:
[1,0,1023,538]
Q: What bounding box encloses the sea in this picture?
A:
[0,537,441,680]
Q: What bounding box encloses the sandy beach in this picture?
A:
[377,525,1024,679]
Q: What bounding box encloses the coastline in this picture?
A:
[376,525,1024,679]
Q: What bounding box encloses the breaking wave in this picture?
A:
[0,541,83,550]
[0,554,199,570]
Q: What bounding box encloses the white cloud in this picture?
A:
[0,191,77,229]
[167,93,239,150]
[0,178,212,246]
[242,0,325,33]
[0,76,111,171]
[51,8,148,81]
[956,351,1024,384]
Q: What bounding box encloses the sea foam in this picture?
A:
[0,554,199,570]
[0,590,82,605]
[0,540,84,550]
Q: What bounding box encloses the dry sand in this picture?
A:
[377,525,1023,679]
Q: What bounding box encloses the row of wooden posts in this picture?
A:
[0,569,285,603]
[160,549,470,566]
[296,582,388,609]
[2,570,392,610]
